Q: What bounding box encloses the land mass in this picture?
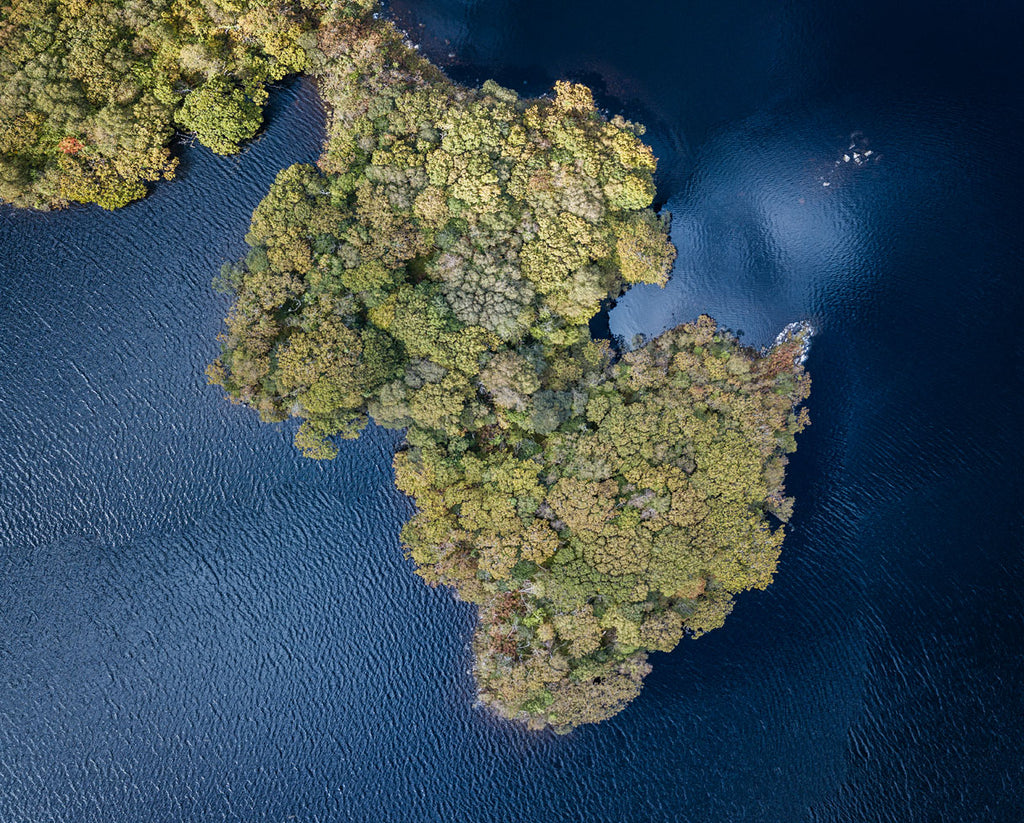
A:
[1,0,811,731]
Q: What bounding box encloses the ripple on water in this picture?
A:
[3,6,1024,820]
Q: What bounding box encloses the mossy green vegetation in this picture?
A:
[2,0,811,730]
[0,0,325,209]
[205,3,811,730]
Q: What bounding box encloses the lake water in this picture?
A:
[2,1,1022,820]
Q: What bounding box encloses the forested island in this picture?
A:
[1,0,811,730]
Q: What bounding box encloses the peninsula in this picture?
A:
[1,0,811,731]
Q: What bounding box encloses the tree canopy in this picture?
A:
[2,0,812,731]
[0,0,326,208]
[204,2,812,731]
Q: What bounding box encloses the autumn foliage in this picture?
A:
[2,0,814,731]
[205,3,811,731]
[0,0,325,209]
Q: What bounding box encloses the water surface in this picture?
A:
[2,2,1023,820]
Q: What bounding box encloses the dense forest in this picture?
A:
[0,0,329,209]
[2,0,811,730]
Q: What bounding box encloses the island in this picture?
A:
[1,0,811,731]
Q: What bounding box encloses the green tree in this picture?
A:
[176,77,262,154]
[18,0,814,733]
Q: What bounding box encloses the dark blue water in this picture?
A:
[2,1,1022,820]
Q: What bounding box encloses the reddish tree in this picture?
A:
[58,137,84,155]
